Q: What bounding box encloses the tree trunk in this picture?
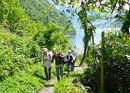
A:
[80,39,88,66]
[79,14,88,66]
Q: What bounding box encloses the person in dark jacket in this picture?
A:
[51,48,65,81]
[66,50,74,73]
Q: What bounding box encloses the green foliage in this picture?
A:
[54,71,85,93]
[83,30,130,92]
[26,62,56,80]
[0,30,59,92]
[103,31,130,92]
[54,0,130,65]
[121,9,130,34]
[0,71,45,92]
[0,32,40,80]
[0,1,71,92]
[33,22,69,53]
[0,0,41,37]
[54,78,75,93]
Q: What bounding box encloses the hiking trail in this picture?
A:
[40,65,87,93]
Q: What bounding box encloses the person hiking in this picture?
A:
[51,48,65,81]
[66,50,74,73]
[42,48,53,80]
[71,48,77,71]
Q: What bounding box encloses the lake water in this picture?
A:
[69,28,121,54]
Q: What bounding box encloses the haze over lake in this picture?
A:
[69,28,121,54]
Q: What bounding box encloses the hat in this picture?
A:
[43,48,48,52]
[52,48,56,52]
[68,50,71,53]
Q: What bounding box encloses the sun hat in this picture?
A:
[52,48,56,52]
[72,48,74,51]
[68,50,71,53]
[43,48,48,52]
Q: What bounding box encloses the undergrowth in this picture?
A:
[54,68,87,93]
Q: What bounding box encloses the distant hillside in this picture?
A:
[19,0,76,35]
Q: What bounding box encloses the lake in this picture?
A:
[69,28,121,54]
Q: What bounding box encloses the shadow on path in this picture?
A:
[44,84,54,87]
[74,65,81,67]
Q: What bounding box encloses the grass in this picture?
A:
[0,71,44,93]
[0,62,57,93]
[0,54,85,92]
[54,71,84,93]
[54,57,88,93]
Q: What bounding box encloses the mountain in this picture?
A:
[48,0,81,30]
[19,0,76,35]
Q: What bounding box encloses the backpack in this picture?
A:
[66,54,74,66]
[66,54,75,61]
[62,57,69,63]
[58,53,69,64]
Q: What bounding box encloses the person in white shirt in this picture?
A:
[42,48,53,80]
[71,49,77,71]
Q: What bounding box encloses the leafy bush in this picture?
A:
[33,22,69,53]
[54,71,86,93]
[103,31,130,92]
[0,71,45,93]
[0,32,41,80]
[82,31,130,92]
[25,62,56,80]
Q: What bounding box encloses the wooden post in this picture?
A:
[125,33,127,43]
[92,34,95,67]
[92,34,94,48]
[101,31,105,91]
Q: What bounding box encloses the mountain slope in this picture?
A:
[19,0,76,35]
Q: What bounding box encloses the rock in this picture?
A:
[72,78,79,84]
[72,78,88,93]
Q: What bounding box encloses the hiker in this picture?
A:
[71,48,77,71]
[51,48,65,81]
[66,50,74,73]
[42,48,53,80]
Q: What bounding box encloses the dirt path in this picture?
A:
[40,65,87,93]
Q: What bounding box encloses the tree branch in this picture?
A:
[111,0,118,13]
[80,1,94,28]
[124,1,130,6]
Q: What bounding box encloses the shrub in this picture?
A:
[0,71,45,93]
[82,31,130,92]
